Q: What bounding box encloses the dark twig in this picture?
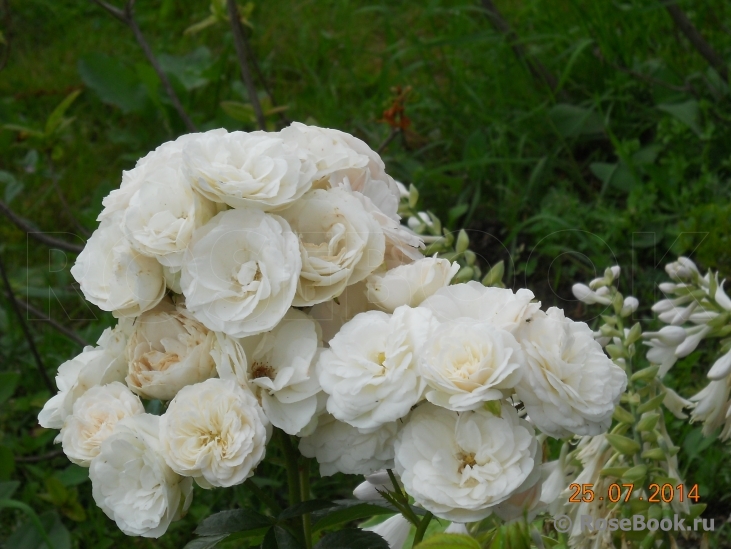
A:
[226,0,266,130]
[89,0,198,132]
[4,291,89,347]
[0,199,84,254]
[480,0,565,98]
[16,450,65,463]
[376,127,399,154]
[0,252,56,394]
[662,1,728,81]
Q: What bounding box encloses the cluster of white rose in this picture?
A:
[38,123,628,539]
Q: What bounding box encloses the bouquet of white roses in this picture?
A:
[37,122,628,547]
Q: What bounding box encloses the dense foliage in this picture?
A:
[1,0,731,547]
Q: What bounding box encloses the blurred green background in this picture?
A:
[1,0,731,547]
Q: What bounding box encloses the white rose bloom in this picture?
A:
[366,257,459,312]
[418,320,524,412]
[71,215,166,318]
[160,378,270,488]
[299,413,398,476]
[309,281,372,344]
[90,414,193,538]
[279,122,424,264]
[239,309,322,435]
[419,282,540,332]
[394,403,538,522]
[279,188,385,306]
[60,382,144,466]
[317,306,438,431]
[122,163,218,271]
[125,299,218,401]
[38,321,132,430]
[515,308,627,438]
[98,134,200,221]
[184,129,315,211]
[180,208,301,338]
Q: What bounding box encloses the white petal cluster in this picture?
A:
[43,124,634,538]
[394,403,538,522]
[515,308,627,437]
[90,414,193,538]
[160,378,270,488]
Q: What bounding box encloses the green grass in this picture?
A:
[1,0,731,547]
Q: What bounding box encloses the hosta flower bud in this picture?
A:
[708,350,731,380]
[620,296,639,317]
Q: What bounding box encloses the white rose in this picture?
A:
[90,414,193,538]
[279,188,385,306]
[180,208,301,338]
[317,306,438,431]
[362,515,411,549]
[366,257,459,312]
[60,382,144,466]
[184,129,315,210]
[38,321,132,430]
[71,216,166,317]
[418,320,524,412]
[125,299,218,401]
[298,413,398,476]
[308,281,372,344]
[122,163,218,271]
[394,402,538,522]
[237,309,322,435]
[515,307,628,438]
[98,134,201,221]
[160,378,270,488]
[419,282,540,332]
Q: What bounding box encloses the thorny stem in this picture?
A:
[412,511,434,547]
[278,430,306,543]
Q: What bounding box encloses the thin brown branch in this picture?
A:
[0,199,84,254]
[480,0,565,97]
[376,128,399,155]
[16,450,64,463]
[47,155,91,238]
[226,0,266,130]
[89,0,198,132]
[663,1,728,81]
[0,253,56,394]
[4,291,89,347]
[593,48,697,95]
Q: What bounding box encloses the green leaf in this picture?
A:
[0,371,20,405]
[183,534,229,549]
[314,529,389,549]
[274,525,305,549]
[0,170,24,204]
[77,53,148,113]
[54,465,89,487]
[43,477,68,506]
[194,509,273,536]
[44,90,82,136]
[590,161,637,192]
[658,100,702,135]
[278,499,336,520]
[1,505,62,549]
[0,480,20,499]
[415,533,481,549]
[548,104,604,137]
[220,100,256,123]
[311,501,399,533]
[158,47,213,91]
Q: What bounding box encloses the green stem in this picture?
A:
[278,429,302,507]
[300,457,312,549]
[412,511,433,547]
[244,478,282,515]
